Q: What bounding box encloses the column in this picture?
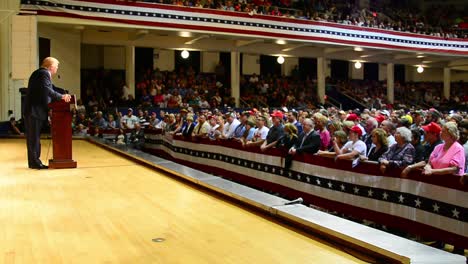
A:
[230,51,240,107]
[443,67,451,100]
[125,45,135,98]
[0,1,18,120]
[386,63,394,104]
[0,15,11,120]
[317,57,326,105]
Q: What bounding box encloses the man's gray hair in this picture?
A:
[303,118,314,128]
[367,117,378,128]
[396,127,412,142]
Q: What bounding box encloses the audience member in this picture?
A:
[287,118,321,168]
[379,127,415,173]
[336,125,367,160]
[260,111,284,151]
[192,114,211,138]
[276,123,298,150]
[423,122,465,176]
[362,128,388,162]
[8,117,23,135]
[245,116,269,147]
[121,108,139,129]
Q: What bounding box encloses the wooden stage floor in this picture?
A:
[0,139,368,263]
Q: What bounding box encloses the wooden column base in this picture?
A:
[48,159,77,169]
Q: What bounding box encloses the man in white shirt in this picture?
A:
[121,108,139,129]
[249,73,259,84]
[245,116,269,147]
[223,112,240,139]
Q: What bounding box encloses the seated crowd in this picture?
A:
[73,95,468,180]
[128,67,468,113]
[117,0,468,38]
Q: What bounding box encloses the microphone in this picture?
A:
[284,197,303,205]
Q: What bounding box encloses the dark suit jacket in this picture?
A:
[294,130,321,154]
[24,68,63,120]
[182,122,195,137]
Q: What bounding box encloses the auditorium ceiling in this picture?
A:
[38,18,468,71]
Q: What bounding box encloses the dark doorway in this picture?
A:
[38,37,50,66]
[175,50,200,74]
[219,52,231,75]
[135,47,154,82]
[395,64,405,82]
[364,63,378,81]
[260,55,281,77]
[298,57,317,80]
[218,52,231,84]
[330,60,349,80]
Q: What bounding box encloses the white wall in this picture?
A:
[373,64,468,82]
[82,44,132,71]
[201,51,219,73]
[81,44,103,69]
[104,46,125,70]
[0,14,10,120]
[0,0,20,116]
[11,16,37,80]
[39,24,81,98]
[325,59,331,77]
[406,66,468,82]
[405,66,444,82]
[378,64,387,81]
[242,54,260,75]
[283,57,298,77]
[452,71,468,81]
[7,15,36,119]
[153,49,174,71]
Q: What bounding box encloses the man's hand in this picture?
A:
[289,147,296,155]
[62,94,71,102]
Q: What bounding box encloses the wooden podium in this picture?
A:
[48,95,77,169]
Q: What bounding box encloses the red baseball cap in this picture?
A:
[350,125,363,137]
[271,111,284,119]
[346,113,359,121]
[422,122,441,134]
[375,115,386,123]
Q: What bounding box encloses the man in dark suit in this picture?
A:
[24,57,71,169]
[285,118,321,169]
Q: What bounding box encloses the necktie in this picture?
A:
[300,132,308,148]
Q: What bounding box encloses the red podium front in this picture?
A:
[48,96,77,169]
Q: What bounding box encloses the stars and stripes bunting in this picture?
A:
[20,0,468,55]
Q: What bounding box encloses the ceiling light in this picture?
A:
[417,65,424,73]
[276,39,286,45]
[277,56,285,64]
[354,47,363,52]
[179,31,192,37]
[354,61,362,69]
[181,50,189,59]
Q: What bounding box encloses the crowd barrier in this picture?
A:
[141,128,468,248]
